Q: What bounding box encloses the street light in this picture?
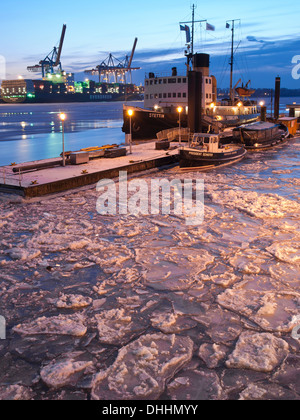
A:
[128,109,134,154]
[59,113,67,167]
[237,102,243,116]
[210,102,216,116]
[177,106,183,147]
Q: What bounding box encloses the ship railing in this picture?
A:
[0,167,23,187]
[157,127,190,142]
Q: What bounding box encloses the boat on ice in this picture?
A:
[179,133,247,170]
[232,121,289,150]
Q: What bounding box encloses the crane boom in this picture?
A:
[127,38,138,69]
[54,24,67,67]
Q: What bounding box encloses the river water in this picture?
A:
[0,101,142,166]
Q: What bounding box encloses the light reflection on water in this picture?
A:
[0,101,142,166]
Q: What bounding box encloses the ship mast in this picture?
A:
[230,20,234,104]
[180,4,207,72]
[227,19,241,104]
[191,4,195,57]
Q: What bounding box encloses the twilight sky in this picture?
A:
[1,0,300,88]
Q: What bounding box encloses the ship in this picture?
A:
[122,7,260,140]
[232,121,289,150]
[179,133,247,170]
[0,25,143,104]
[0,77,142,104]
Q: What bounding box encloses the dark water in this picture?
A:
[0,101,142,166]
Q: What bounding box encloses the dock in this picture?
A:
[0,142,179,199]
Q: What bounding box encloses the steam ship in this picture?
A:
[122,7,260,140]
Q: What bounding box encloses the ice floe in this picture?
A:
[53,294,92,309]
[167,369,223,400]
[41,359,93,390]
[94,308,147,346]
[218,287,300,333]
[226,331,289,372]
[13,314,87,337]
[0,385,34,401]
[209,189,299,219]
[136,247,214,291]
[91,333,193,400]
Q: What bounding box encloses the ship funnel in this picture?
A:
[193,53,210,76]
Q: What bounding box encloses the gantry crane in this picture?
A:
[84,38,140,84]
[27,25,67,78]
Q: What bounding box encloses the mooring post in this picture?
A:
[274,76,281,121]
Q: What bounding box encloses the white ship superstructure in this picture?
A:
[144,63,216,113]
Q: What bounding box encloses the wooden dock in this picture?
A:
[0,142,179,199]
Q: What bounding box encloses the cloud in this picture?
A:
[246,36,275,48]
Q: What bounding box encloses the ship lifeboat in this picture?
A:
[235,87,255,97]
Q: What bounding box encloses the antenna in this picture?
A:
[180,4,207,70]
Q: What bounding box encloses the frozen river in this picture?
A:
[0,132,299,400]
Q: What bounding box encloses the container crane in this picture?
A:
[27,24,67,78]
[84,38,140,84]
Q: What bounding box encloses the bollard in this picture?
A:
[260,106,267,122]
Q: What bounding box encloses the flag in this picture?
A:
[206,23,215,31]
[226,22,230,29]
[180,25,191,43]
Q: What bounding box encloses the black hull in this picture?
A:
[122,107,259,140]
[179,147,247,169]
[1,93,142,104]
[122,107,188,140]
[244,137,288,150]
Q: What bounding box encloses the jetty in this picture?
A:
[0,142,179,199]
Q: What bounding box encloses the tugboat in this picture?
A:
[179,133,247,170]
[232,121,289,150]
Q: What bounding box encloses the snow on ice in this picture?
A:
[0,140,300,400]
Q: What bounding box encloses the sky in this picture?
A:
[1,0,300,88]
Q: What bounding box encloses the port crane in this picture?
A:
[27,24,67,78]
[84,38,140,84]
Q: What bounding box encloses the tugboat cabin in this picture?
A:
[190,133,220,153]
